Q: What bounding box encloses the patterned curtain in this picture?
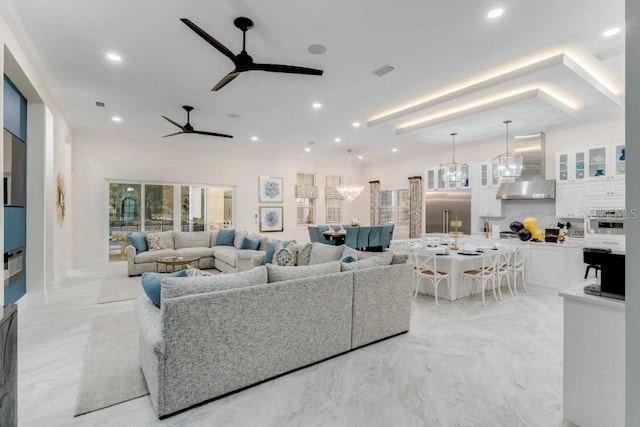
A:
[408,176,422,238]
[295,185,318,198]
[369,180,380,225]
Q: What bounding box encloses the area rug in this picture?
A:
[74,311,149,416]
[97,275,143,304]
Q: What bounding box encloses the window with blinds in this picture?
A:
[378,189,410,225]
[325,175,342,223]
[296,173,316,224]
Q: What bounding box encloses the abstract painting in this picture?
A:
[259,176,283,203]
[259,206,283,232]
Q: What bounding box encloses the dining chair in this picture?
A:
[462,251,500,306]
[412,249,451,305]
[345,227,358,248]
[511,246,529,295]
[357,226,371,249]
[495,247,515,299]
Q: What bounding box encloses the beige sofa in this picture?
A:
[125,230,266,276]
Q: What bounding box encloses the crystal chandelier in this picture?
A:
[492,120,523,179]
[439,132,469,183]
[336,149,364,201]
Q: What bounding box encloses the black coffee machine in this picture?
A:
[583,247,625,300]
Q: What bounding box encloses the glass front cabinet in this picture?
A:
[584,143,625,180]
[555,151,585,183]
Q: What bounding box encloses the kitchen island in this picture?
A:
[559,282,625,427]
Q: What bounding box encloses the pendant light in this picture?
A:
[492,120,523,179]
[335,149,364,201]
[439,132,469,183]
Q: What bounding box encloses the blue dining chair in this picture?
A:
[357,227,371,249]
[368,226,382,248]
[345,227,358,248]
[316,225,334,245]
[380,224,394,249]
[307,226,319,243]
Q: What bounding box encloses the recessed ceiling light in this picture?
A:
[603,27,621,37]
[392,148,398,152]
[111,116,122,123]
[228,113,240,118]
[304,147,311,152]
[357,155,363,160]
[106,52,122,62]
[334,137,342,143]
[312,102,322,110]
[250,136,259,141]
[352,121,361,128]
[307,44,327,55]
[487,8,504,19]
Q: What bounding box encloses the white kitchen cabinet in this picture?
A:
[555,182,585,218]
[555,151,585,183]
[479,162,499,188]
[584,177,625,207]
[525,243,584,289]
[584,143,625,181]
[477,186,503,217]
[425,166,470,191]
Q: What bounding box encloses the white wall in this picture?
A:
[0,6,74,303]
[71,132,369,266]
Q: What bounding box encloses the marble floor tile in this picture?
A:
[17,262,566,426]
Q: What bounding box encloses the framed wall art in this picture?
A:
[259,206,283,232]
[259,176,283,203]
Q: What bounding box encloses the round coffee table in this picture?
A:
[156,255,200,273]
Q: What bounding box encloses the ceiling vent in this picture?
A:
[95,101,105,107]
[595,45,624,61]
[372,65,395,77]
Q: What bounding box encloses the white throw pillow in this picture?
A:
[273,241,299,266]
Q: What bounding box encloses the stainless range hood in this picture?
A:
[495,132,556,200]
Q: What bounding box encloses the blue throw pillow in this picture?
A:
[216,228,236,246]
[141,270,188,308]
[263,239,296,264]
[240,234,261,250]
[127,232,148,253]
[341,249,358,263]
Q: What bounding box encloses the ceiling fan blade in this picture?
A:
[192,130,234,139]
[212,72,240,91]
[162,131,185,138]
[181,19,237,63]
[161,115,185,130]
[253,63,324,76]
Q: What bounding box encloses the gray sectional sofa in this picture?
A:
[125,230,265,276]
[135,255,413,418]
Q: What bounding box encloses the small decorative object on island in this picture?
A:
[517,228,532,241]
[510,221,524,232]
[449,217,464,250]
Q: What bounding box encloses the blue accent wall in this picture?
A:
[3,76,27,305]
[3,77,27,141]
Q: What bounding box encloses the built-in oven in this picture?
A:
[584,208,626,252]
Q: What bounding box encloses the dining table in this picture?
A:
[322,229,346,245]
[408,244,509,301]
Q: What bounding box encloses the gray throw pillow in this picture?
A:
[308,242,345,265]
[273,241,298,266]
[233,230,248,249]
[296,242,313,266]
[341,251,394,271]
[185,265,216,277]
[162,266,268,301]
[266,261,341,283]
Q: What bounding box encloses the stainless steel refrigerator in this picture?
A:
[425,190,471,234]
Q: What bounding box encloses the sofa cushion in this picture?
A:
[127,232,148,253]
[175,247,216,259]
[272,242,298,266]
[213,246,238,268]
[174,231,211,249]
[185,265,217,277]
[296,242,313,266]
[209,230,219,247]
[308,242,345,265]
[147,231,175,250]
[234,230,248,249]
[341,251,394,271]
[217,229,236,246]
[266,261,342,283]
[240,234,261,250]
[161,266,268,301]
[391,253,409,264]
[135,248,177,264]
[141,270,188,307]
[340,248,359,263]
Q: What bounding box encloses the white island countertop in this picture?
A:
[559,281,625,310]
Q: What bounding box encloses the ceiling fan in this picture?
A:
[161,106,233,138]
[181,17,324,91]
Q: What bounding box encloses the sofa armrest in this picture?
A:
[236,249,266,272]
[135,296,165,355]
[251,253,265,267]
[126,245,137,277]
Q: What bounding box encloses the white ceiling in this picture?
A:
[3,0,625,162]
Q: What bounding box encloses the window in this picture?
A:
[325,175,342,223]
[181,186,205,231]
[296,173,316,224]
[144,184,174,232]
[378,189,410,225]
[207,186,234,230]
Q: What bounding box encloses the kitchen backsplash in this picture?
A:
[486,200,584,232]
